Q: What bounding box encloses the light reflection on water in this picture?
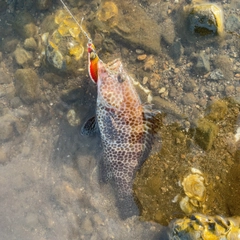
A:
[0,0,239,239]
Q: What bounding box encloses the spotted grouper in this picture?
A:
[82,43,161,219]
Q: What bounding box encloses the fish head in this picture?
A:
[97,59,128,109]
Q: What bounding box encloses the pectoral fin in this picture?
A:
[81,116,98,136]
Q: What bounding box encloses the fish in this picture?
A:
[59,0,161,219]
[82,43,161,218]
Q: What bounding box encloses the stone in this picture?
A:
[0,68,11,84]
[14,68,39,104]
[0,114,15,142]
[208,69,224,80]
[0,148,8,164]
[195,51,210,74]
[194,118,219,151]
[3,39,19,53]
[225,14,240,32]
[206,100,228,121]
[0,52,2,62]
[94,2,162,54]
[213,55,233,80]
[37,0,52,10]
[13,12,37,38]
[181,93,197,105]
[149,73,161,90]
[183,79,197,92]
[80,218,93,235]
[14,47,33,67]
[169,40,184,62]
[152,96,182,118]
[10,97,23,108]
[143,55,155,71]
[23,37,38,51]
[185,3,224,37]
[67,109,81,127]
[161,18,175,45]
[225,85,235,96]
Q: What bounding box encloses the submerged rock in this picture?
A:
[94,1,162,54]
[194,118,218,151]
[14,68,40,104]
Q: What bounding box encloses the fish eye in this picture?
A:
[117,74,124,83]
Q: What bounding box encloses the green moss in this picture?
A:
[195,119,219,151]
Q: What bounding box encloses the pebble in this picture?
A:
[0,115,15,142]
[0,68,11,84]
[24,37,38,51]
[137,54,147,61]
[195,51,210,74]
[143,55,155,71]
[159,87,166,94]
[183,79,197,92]
[181,93,197,105]
[209,69,224,80]
[3,39,19,53]
[80,218,93,235]
[136,49,144,54]
[14,47,33,67]
[142,76,148,85]
[225,85,235,96]
[0,148,8,164]
[14,68,40,104]
[37,0,52,10]
[67,109,81,127]
[149,73,161,89]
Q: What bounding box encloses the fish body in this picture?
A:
[83,48,160,218]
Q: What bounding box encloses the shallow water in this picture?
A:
[0,0,240,239]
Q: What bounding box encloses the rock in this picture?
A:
[213,55,233,80]
[195,51,210,74]
[225,14,240,32]
[184,3,224,37]
[0,148,8,164]
[94,2,162,54]
[225,164,240,215]
[0,84,15,99]
[208,69,224,80]
[80,218,93,235]
[13,12,37,38]
[152,96,182,118]
[169,40,184,62]
[3,39,19,53]
[67,109,81,127]
[149,73,161,90]
[0,52,2,62]
[181,93,197,105]
[10,97,23,108]
[161,18,175,45]
[194,118,219,151]
[183,79,197,92]
[0,114,15,142]
[23,37,38,51]
[0,68,12,84]
[143,55,155,71]
[37,0,52,10]
[225,85,235,96]
[14,47,33,67]
[43,73,63,85]
[14,68,39,104]
[206,100,228,121]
